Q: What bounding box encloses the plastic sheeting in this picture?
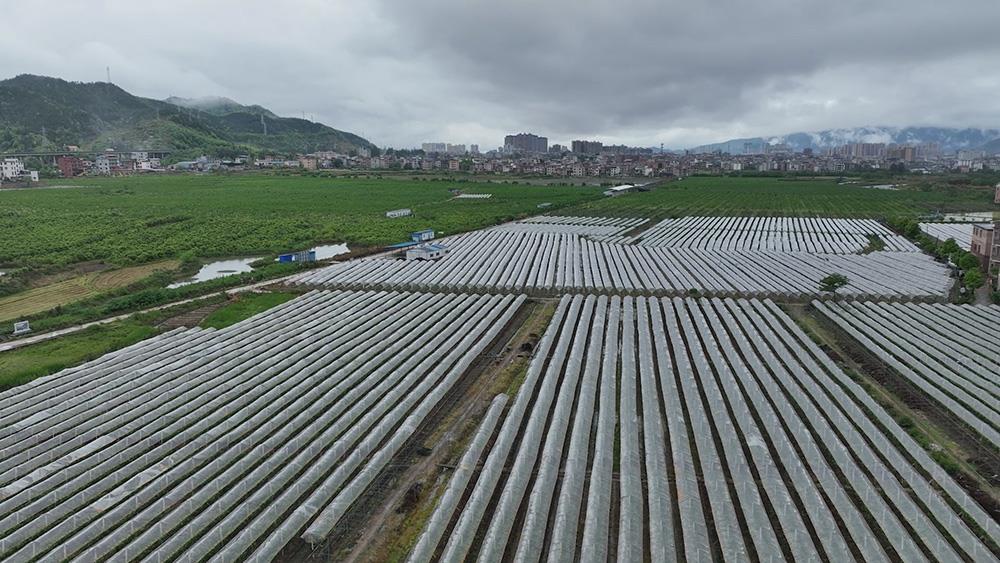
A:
[410,296,998,563]
[290,229,950,299]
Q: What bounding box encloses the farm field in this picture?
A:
[566,176,1000,218]
[633,216,917,252]
[815,301,1000,449]
[0,289,525,561]
[0,174,603,269]
[498,215,648,242]
[414,294,997,561]
[292,227,951,299]
[2,170,999,563]
[0,259,179,322]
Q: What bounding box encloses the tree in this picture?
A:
[964,269,985,290]
[957,253,981,272]
[939,238,961,256]
[819,273,849,299]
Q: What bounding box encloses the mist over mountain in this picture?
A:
[688,126,1000,154]
[162,95,278,119]
[0,74,372,156]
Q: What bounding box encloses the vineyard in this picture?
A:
[815,301,1000,448]
[0,175,603,268]
[565,176,1000,218]
[411,295,997,561]
[292,225,951,299]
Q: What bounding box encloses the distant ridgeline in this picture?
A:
[689,126,1000,155]
[0,74,373,157]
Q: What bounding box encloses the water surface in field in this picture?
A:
[168,257,260,288]
[275,243,351,262]
[311,243,350,259]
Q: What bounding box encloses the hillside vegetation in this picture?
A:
[0,74,372,156]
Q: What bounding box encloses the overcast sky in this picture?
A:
[3,0,1000,149]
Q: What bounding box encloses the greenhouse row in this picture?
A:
[496,215,648,238]
[516,215,647,227]
[410,295,998,562]
[634,216,917,253]
[918,222,977,251]
[0,290,524,562]
[815,300,1000,448]
[293,230,951,299]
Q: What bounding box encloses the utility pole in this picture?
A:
[106,66,111,84]
[261,114,267,136]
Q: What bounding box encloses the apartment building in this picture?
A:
[504,133,548,153]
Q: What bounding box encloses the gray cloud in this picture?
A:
[2,0,999,148]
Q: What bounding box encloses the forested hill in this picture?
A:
[0,74,373,156]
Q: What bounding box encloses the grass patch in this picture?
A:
[861,234,886,254]
[200,292,298,329]
[0,320,157,391]
[381,478,449,563]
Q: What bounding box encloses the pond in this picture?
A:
[276,243,351,262]
[168,257,260,289]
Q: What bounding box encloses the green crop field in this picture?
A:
[567,176,999,219]
[0,174,604,269]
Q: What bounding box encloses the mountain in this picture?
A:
[689,126,1000,155]
[980,137,1000,155]
[0,74,373,156]
[163,96,277,118]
